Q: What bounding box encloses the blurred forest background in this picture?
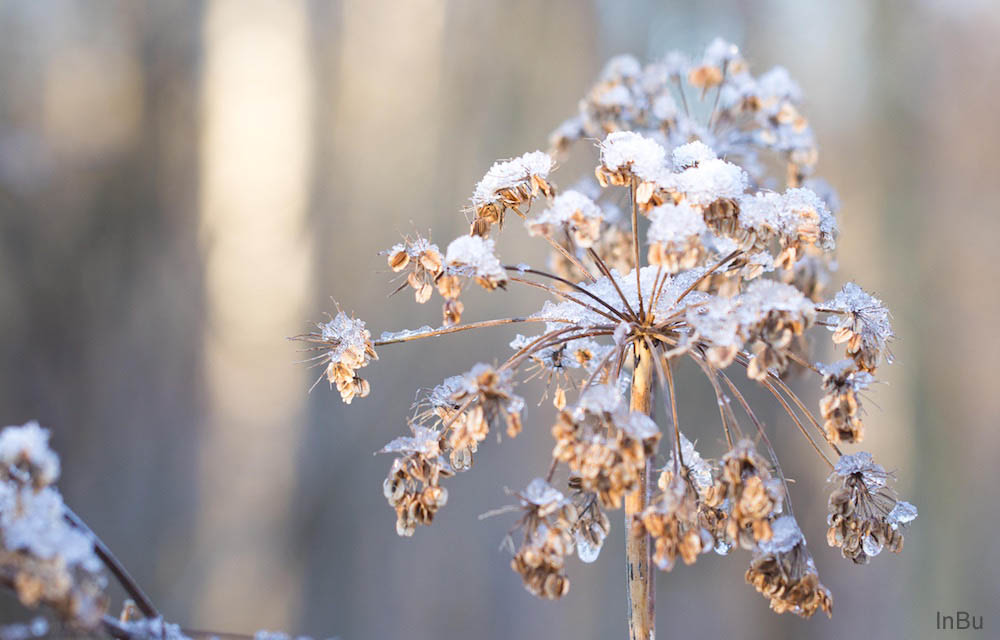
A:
[1,1,998,639]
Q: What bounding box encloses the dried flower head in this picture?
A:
[0,423,107,628]
[746,516,833,618]
[507,479,577,599]
[826,452,917,564]
[298,39,913,627]
[470,151,554,236]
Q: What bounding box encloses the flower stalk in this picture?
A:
[625,339,655,640]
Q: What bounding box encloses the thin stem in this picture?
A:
[674,75,690,118]
[629,177,644,322]
[673,249,741,305]
[504,265,630,322]
[662,354,683,474]
[372,316,565,347]
[63,507,159,619]
[581,342,625,391]
[760,378,835,469]
[508,276,623,324]
[715,369,797,518]
[511,204,596,282]
[625,340,655,640]
[707,60,729,131]
[587,248,638,321]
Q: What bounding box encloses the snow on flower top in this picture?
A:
[0,422,105,625]
[826,283,894,370]
[522,478,567,508]
[648,202,707,244]
[445,235,507,284]
[672,157,747,206]
[817,359,874,391]
[471,151,554,211]
[831,452,887,491]
[671,140,717,170]
[599,131,667,183]
[0,421,60,487]
[379,426,441,457]
[575,383,624,416]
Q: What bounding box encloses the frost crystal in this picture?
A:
[887,501,918,529]
[667,433,714,494]
[575,528,602,563]
[522,478,565,507]
[379,427,441,457]
[757,515,803,555]
[828,283,893,339]
[831,451,887,491]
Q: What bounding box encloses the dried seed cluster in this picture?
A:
[551,385,660,510]
[0,423,107,628]
[746,516,832,617]
[300,39,916,619]
[826,453,917,564]
[508,479,578,599]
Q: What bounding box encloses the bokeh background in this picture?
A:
[1,1,998,638]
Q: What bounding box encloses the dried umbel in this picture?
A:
[746,516,833,618]
[380,427,452,537]
[818,359,874,443]
[470,151,554,237]
[716,440,784,550]
[294,309,378,403]
[385,234,443,304]
[0,423,108,628]
[826,453,917,564]
[507,479,577,599]
[551,385,660,510]
[298,39,916,630]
